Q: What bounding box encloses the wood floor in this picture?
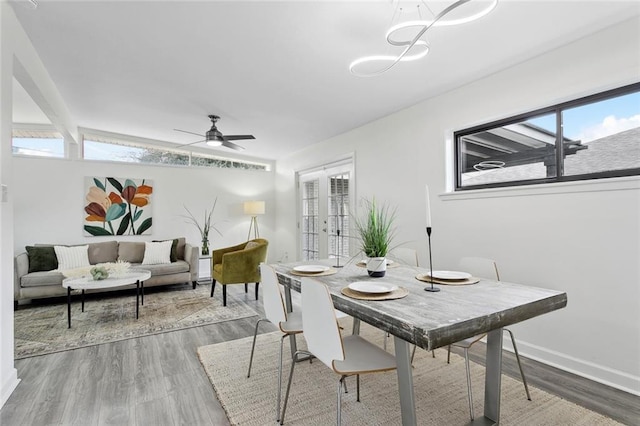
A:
[2,285,638,425]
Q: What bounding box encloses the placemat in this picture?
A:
[341,286,409,300]
[289,268,338,277]
[415,274,480,286]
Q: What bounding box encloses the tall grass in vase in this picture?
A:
[354,198,397,277]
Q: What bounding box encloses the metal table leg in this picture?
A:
[482,328,503,425]
[141,280,145,305]
[136,280,140,319]
[394,336,417,426]
[67,287,72,328]
[81,289,85,312]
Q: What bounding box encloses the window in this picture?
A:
[191,152,267,171]
[83,133,269,171]
[84,135,190,165]
[455,83,640,190]
[12,128,65,158]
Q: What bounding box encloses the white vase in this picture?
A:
[366,257,387,278]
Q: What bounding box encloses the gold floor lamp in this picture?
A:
[244,200,265,240]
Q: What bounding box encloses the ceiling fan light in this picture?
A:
[206,140,223,147]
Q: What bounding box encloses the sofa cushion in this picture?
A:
[54,245,90,270]
[118,242,145,263]
[21,271,64,287]
[88,241,118,264]
[142,241,172,265]
[152,239,179,262]
[26,246,58,272]
[133,260,190,276]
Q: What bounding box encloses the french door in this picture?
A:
[298,160,353,261]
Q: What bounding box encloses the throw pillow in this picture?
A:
[118,242,146,263]
[152,239,178,262]
[54,245,91,270]
[25,246,58,272]
[142,241,173,265]
[87,241,119,264]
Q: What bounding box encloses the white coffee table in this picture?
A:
[62,269,152,328]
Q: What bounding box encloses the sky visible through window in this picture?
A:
[12,137,64,157]
[528,91,640,143]
[84,140,145,162]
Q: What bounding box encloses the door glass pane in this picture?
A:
[562,91,640,176]
[458,113,558,187]
[328,173,350,261]
[301,180,319,261]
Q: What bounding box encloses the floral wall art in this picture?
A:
[84,177,153,236]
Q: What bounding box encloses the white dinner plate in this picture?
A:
[293,265,330,273]
[428,270,472,280]
[348,281,398,294]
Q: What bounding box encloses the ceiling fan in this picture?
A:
[174,115,255,151]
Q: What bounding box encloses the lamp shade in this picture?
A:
[244,200,265,216]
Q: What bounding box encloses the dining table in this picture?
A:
[273,260,567,426]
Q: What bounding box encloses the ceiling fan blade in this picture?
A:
[221,139,245,151]
[180,139,207,147]
[174,129,205,138]
[223,134,255,141]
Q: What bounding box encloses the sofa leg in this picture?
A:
[211,279,217,297]
[244,283,248,293]
[14,300,18,310]
[255,282,259,300]
[192,281,197,290]
[223,285,227,307]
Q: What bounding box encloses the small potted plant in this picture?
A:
[354,198,397,277]
[182,197,223,256]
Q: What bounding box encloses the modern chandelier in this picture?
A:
[349,0,498,77]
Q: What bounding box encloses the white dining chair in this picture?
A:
[247,263,303,422]
[279,277,397,425]
[448,257,531,420]
[389,247,419,267]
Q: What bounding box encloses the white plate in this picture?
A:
[348,281,398,294]
[293,265,330,273]
[428,270,472,280]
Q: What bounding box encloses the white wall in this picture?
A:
[0,2,20,409]
[275,17,640,394]
[12,157,276,257]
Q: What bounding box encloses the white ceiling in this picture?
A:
[10,0,640,161]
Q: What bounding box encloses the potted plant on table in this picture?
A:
[354,198,397,278]
[182,197,223,256]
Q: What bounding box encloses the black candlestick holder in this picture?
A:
[334,229,343,268]
[424,226,440,292]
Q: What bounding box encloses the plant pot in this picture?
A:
[202,238,209,256]
[366,257,387,278]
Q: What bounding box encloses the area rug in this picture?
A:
[15,283,259,359]
[197,320,620,426]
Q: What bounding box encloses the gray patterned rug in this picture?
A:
[198,319,621,426]
[15,283,259,359]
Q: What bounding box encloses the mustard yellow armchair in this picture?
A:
[210,238,268,306]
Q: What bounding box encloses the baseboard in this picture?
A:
[0,368,20,409]
[510,340,640,396]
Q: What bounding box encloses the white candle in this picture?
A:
[425,184,432,228]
